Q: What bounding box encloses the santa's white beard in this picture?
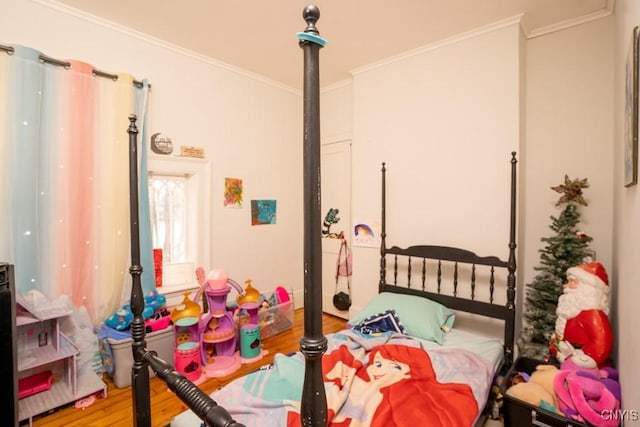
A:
[555,284,610,337]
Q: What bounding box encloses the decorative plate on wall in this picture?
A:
[150,133,173,155]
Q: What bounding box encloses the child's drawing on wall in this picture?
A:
[353,220,381,247]
[224,177,243,208]
[251,199,277,225]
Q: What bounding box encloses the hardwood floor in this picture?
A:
[27,310,347,427]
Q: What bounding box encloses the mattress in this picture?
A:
[171,327,504,427]
[421,327,504,373]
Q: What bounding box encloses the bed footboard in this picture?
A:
[143,350,244,426]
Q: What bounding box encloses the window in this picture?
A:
[148,156,211,292]
[149,174,187,263]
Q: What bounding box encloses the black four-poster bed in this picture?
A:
[125,5,518,427]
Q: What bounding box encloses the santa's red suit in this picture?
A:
[549,262,613,367]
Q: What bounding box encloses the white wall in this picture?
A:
[1,0,305,302]
[322,18,621,382]
[614,0,640,413]
[522,18,615,346]
[348,22,523,313]
[523,17,614,296]
[321,81,353,141]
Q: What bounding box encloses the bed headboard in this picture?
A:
[378,153,517,366]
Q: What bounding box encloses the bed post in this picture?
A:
[379,162,387,293]
[128,116,243,427]
[297,5,328,426]
[128,115,152,427]
[504,151,518,367]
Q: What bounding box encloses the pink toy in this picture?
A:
[554,356,622,427]
[200,277,241,377]
[172,291,203,382]
[207,268,229,290]
[74,394,97,409]
[145,308,172,333]
[274,286,290,304]
[18,370,53,399]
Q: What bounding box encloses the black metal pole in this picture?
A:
[505,151,518,368]
[298,5,328,426]
[379,163,387,293]
[127,115,243,427]
[128,115,152,427]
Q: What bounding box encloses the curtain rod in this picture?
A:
[0,43,149,89]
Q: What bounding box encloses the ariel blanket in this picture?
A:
[171,330,495,427]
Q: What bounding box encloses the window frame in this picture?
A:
[147,155,211,294]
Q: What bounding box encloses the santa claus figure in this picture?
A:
[549,262,613,368]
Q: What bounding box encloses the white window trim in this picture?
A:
[148,155,211,296]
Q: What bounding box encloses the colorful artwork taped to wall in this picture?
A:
[353,220,381,247]
[251,200,277,225]
[224,177,243,207]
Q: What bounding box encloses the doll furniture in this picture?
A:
[200,282,240,377]
[15,292,106,426]
[236,279,265,362]
[238,301,267,363]
[171,292,203,382]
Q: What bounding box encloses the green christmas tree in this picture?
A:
[520,175,593,358]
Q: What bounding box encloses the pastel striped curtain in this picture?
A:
[0,45,156,324]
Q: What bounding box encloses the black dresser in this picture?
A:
[0,263,18,427]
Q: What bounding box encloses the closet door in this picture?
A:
[321,139,351,319]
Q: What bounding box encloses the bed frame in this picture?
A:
[124,5,517,427]
[379,155,518,368]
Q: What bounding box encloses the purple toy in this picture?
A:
[554,357,622,427]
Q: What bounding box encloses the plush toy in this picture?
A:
[554,356,622,427]
[505,364,562,414]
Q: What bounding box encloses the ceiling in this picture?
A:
[53,0,613,90]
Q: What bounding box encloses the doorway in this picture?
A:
[321,139,351,319]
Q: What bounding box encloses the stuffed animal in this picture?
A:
[554,356,622,427]
[505,364,562,414]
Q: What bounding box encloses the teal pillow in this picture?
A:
[348,292,455,344]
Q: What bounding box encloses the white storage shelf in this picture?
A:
[16,297,106,426]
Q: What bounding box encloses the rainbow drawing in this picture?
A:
[354,224,374,237]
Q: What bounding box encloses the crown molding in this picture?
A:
[351,14,524,77]
[525,0,615,40]
[351,1,614,79]
[32,0,300,95]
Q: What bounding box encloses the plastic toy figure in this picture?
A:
[550,262,613,368]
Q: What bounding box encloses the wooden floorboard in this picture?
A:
[25,310,347,427]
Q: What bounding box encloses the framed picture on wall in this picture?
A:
[624,25,639,187]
